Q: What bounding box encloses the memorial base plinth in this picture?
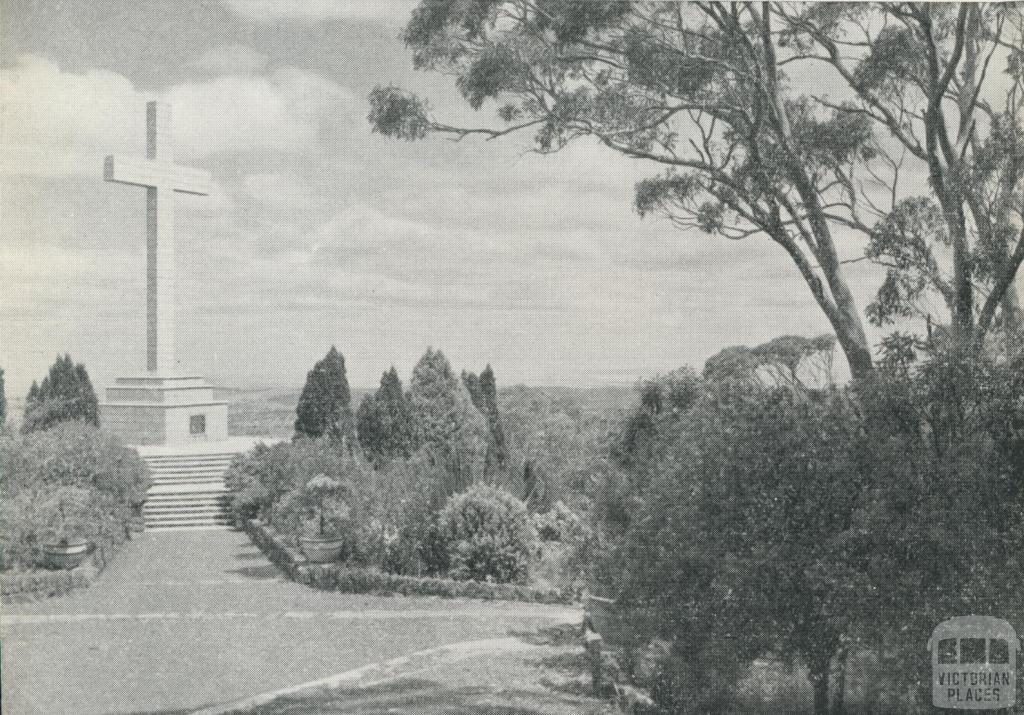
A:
[100,375,228,446]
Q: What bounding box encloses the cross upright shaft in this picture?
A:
[104,102,211,373]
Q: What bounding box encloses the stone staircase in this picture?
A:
[141,452,237,531]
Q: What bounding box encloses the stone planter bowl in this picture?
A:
[299,536,345,564]
[42,540,90,571]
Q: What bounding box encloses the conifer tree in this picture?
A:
[478,365,509,466]
[356,366,415,466]
[409,348,488,494]
[463,366,509,469]
[22,354,99,433]
[294,346,354,441]
[461,370,483,409]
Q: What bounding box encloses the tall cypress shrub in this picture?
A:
[409,348,488,494]
[294,346,354,441]
[22,354,99,433]
[478,365,508,466]
[463,365,509,468]
[356,366,414,466]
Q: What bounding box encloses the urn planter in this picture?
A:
[42,540,90,571]
[299,536,345,564]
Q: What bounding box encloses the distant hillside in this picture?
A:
[219,384,636,440]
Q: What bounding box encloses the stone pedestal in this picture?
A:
[100,375,228,446]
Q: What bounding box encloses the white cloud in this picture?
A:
[0,55,357,179]
[168,67,355,158]
[222,0,417,23]
[0,56,146,177]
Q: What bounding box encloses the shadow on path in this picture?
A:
[226,564,281,580]
[243,678,596,715]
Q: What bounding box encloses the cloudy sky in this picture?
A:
[1,0,890,399]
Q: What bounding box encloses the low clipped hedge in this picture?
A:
[1,562,95,602]
[244,519,573,605]
[2,561,92,602]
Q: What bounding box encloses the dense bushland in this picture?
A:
[0,422,150,570]
[595,344,1024,713]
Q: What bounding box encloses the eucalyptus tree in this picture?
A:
[370,1,1024,374]
[781,2,1024,350]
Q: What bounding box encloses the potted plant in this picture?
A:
[297,474,348,563]
[39,486,96,570]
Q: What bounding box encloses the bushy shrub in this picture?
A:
[438,484,533,583]
[0,423,150,570]
[531,501,588,542]
[355,450,448,575]
[225,443,281,522]
[529,501,595,595]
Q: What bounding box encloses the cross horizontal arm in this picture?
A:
[104,155,212,195]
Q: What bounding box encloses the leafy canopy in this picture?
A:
[371,2,1024,373]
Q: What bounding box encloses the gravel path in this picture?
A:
[1,530,580,715]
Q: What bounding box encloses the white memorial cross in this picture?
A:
[104,101,212,373]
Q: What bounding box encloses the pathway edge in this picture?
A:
[190,636,543,715]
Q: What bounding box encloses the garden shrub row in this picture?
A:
[244,518,572,604]
[0,422,149,573]
[226,437,549,585]
[1,560,95,602]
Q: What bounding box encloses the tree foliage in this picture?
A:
[0,366,6,428]
[599,347,1024,712]
[782,3,1024,350]
[409,348,490,494]
[463,364,510,470]
[22,354,99,433]
[702,333,836,387]
[294,346,354,442]
[372,1,1024,373]
[356,366,416,466]
[501,384,620,513]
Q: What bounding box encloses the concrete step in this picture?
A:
[146,524,233,532]
[149,479,228,485]
[146,493,228,503]
[143,503,227,513]
[145,509,230,519]
[147,458,235,467]
[145,461,236,471]
[147,466,232,476]
[145,519,231,529]
[139,447,248,532]
[147,498,228,507]
[143,453,239,462]
[149,483,229,494]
